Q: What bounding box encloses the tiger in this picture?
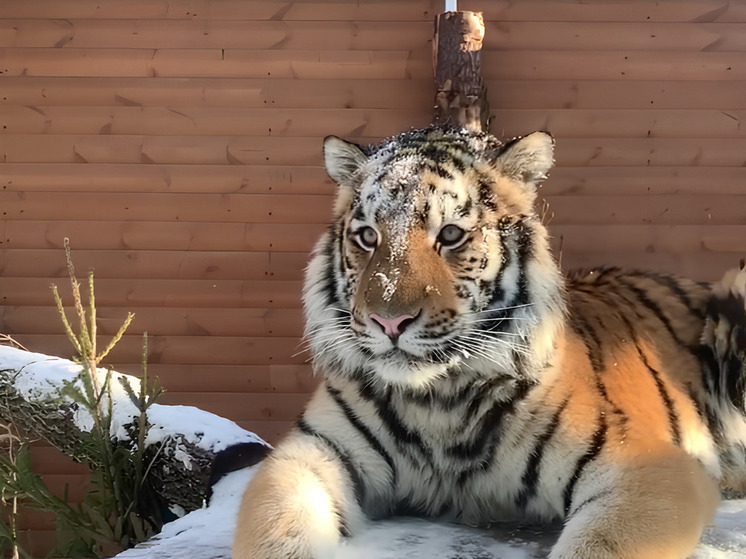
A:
[233,126,746,559]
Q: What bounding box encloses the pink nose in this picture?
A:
[369,313,417,340]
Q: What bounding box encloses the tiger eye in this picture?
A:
[438,224,465,246]
[356,227,378,250]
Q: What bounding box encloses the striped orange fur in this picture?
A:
[234,127,745,559]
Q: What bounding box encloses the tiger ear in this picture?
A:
[323,136,368,186]
[494,131,554,187]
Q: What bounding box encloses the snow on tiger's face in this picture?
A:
[304,127,558,388]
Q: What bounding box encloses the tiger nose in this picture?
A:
[369,313,417,341]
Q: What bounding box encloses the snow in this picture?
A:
[114,466,746,559]
[145,404,263,454]
[2,345,746,558]
[0,345,264,454]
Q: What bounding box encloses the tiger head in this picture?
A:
[304,127,566,389]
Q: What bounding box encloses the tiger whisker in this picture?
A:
[449,339,503,363]
[470,302,535,315]
[455,334,533,358]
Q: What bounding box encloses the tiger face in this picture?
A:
[304,127,565,388]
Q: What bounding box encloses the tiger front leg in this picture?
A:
[233,434,363,559]
[550,447,719,559]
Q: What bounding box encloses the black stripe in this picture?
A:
[351,206,365,221]
[455,197,473,218]
[568,312,605,373]
[691,343,724,424]
[515,398,569,508]
[477,179,497,211]
[564,413,607,515]
[510,220,535,310]
[628,270,703,320]
[566,489,613,521]
[568,307,629,431]
[641,350,682,445]
[484,230,512,311]
[707,291,746,327]
[356,382,432,462]
[416,143,463,170]
[449,380,532,462]
[724,351,746,410]
[485,219,534,315]
[336,221,348,282]
[326,385,397,484]
[424,161,454,180]
[617,276,688,347]
[296,416,365,508]
[317,231,340,308]
[706,292,746,409]
[448,152,467,173]
[618,313,682,445]
[412,376,511,411]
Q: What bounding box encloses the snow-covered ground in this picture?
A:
[117,465,746,559]
[2,345,745,558]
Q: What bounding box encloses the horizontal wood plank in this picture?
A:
[28,445,91,475]
[4,165,746,196]
[551,224,746,254]
[158,391,311,421]
[4,221,745,254]
[2,191,745,225]
[5,135,746,166]
[1,0,744,23]
[0,134,330,164]
[112,363,318,393]
[2,221,327,252]
[0,277,303,308]
[3,107,746,139]
[558,250,745,282]
[5,77,746,110]
[0,47,431,79]
[239,420,294,445]
[0,106,432,137]
[4,20,746,51]
[0,191,335,222]
[0,163,335,195]
[543,166,746,196]
[2,48,745,80]
[0,248,309,280]
[0,19,432,50]
[10,333,306,366]
[0,76,434,109]
[544,194,746,225]
[489,80,746,110]
[1,305,305,337]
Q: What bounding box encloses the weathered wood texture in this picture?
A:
[1,0,746,552]
[433,11,489,131]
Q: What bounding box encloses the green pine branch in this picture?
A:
[0,239,166,556]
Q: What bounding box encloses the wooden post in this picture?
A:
[432,10,489,132]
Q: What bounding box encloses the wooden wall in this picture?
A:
[1,0,745,554]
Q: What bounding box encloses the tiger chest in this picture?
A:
[383,385,579,523]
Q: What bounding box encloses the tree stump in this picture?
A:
[433,11,489,132]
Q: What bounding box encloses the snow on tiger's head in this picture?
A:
[303,126,565,389]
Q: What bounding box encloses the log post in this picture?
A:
[432,10,489,132]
